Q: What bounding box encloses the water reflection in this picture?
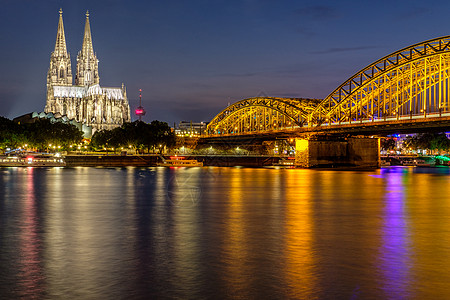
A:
[1,167,450,298]
[172,168,203,298]
[284,170,317,299]
[223,169,249,297]
[378,170,412,298]
[19,167,45,298]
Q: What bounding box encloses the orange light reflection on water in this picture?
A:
[222,168,250,298]
[284,169,317,299]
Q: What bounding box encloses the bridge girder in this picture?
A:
[207,97,321,135]
[207,36,450,137]
[310,36,450,125]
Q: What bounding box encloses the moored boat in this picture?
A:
[0,153,66,167]
[157,156,203,167]
[271,157,295,168]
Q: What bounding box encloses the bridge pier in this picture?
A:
[295,137,380,168]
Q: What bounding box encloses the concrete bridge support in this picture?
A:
[295,137,380,168]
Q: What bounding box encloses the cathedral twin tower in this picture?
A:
[45,9,131,133]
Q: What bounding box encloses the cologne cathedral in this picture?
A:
[45,9,131,133]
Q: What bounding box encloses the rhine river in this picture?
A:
[1,166,450,299]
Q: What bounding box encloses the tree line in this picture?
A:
[0,116,83,152]
[402,133,450,153]
[1,116,175,153]
[381,133,450,154]
[90,120,175,153]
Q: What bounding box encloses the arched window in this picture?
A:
[60,68,65,79]
[85,71,91,83]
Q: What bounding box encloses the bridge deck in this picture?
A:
[203,113,450,142]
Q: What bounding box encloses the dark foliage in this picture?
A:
[91,120,175,152]
[402,133,450,153]
[0,117,83,151]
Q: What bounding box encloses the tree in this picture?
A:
[402,135,418,151]
[148,120,175,152]
[0,117,83,152]
[24,119,83,150]
[90,120,176,153]
[91,129,115,150]
[0,117,25,151]
[381,138,397,151]
[402,133,450,154]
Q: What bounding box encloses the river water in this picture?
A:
[1,166,450,299]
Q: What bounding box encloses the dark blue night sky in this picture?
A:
[1,0,448,125]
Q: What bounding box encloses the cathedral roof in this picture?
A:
[53,84,124,100]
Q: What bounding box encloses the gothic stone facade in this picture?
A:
[45,10,130,133]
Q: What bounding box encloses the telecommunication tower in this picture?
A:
[135,89,146,121]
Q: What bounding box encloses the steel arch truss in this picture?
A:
[207,97,321,135]
[310,36,450,125]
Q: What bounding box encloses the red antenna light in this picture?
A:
[135,89,146,121]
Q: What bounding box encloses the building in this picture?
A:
[14,111,92,138]
[44,9,130,133]
[175,121,208,137]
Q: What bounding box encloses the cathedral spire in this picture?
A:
[76,10,99,86]
[54,8,68,57]
[81,10,95,59]
[46,8,72,88]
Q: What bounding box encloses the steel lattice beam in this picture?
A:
[207,36,450,137]
[310,36,450,125]
[207,97,321,135]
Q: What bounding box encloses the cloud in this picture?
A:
[310,46,379,54]
[294,5,339,20]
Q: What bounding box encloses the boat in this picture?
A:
[400,156,435,167]
[271,157,296,168]
[401,157,416,166]
[157,156,203,167]
[0,153,66,167]
[380,160,391,166]
[413,158,435,167]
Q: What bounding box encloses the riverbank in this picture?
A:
[64,154,281,167]
[64,154,160,167]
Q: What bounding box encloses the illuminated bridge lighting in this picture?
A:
[207,36,450,136]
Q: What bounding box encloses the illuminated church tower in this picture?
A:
[47,8,72,87]
[75,11,99,86]
[45,9,131,134]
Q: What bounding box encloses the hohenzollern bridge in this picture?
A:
[202,36,450,167]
